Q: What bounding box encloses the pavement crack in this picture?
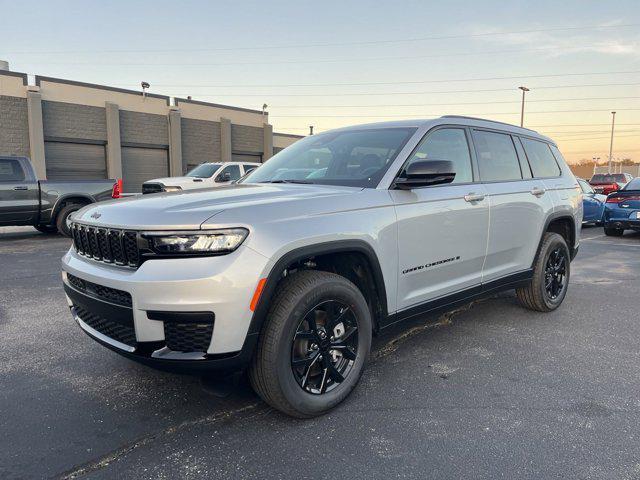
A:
[55,402,260,479]
[373,299,484,360]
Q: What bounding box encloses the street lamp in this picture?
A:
[518,86,530,127]
[608,111,616,173]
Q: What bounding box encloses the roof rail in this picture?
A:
[440,115,539,134]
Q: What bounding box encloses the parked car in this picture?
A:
[589,172,633,195]
[577,178,607,225]
[142,162,260,194]
[0,156,119,236]
[61,116,581,418]
[603,177,640,236]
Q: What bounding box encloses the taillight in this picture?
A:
[606,196,623,203]
[111,178,123,199]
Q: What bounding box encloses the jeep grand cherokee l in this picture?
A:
[61,116,582,418]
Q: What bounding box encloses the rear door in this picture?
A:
[472,130,553,283]
[391,126,489,310]
[0,158,40,225]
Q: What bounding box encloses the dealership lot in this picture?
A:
[1,226,640,479]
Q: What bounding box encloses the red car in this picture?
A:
[589,173,634,195]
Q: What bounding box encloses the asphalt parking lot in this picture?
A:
[1,226,640,479]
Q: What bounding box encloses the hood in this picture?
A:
[145,176,213,189]
[73,183,362,230]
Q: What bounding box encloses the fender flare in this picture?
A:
[534,213,578,266]
[247,240,389,336]
[51,194,96,219]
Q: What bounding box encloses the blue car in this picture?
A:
[603,177,640,236]
[578,178,607,225]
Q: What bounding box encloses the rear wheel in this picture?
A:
[56,204,84,237]
[249,270,372,418]
[34,224,58,234]
[516,232,570,312]
[604,227,624,237]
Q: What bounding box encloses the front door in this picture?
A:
[0,158,40,226]
[391,127,489,311]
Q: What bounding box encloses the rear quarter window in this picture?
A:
[521,139,561,178]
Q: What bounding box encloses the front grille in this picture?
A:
[71,223,141,267]
[74,304,137,347]
[164,322,213,353]
[142,183,164,194]
[67,273,132,307]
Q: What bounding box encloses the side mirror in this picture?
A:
[217,172,231,182]
[394,160,456,190]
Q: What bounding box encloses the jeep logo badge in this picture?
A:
[90,212,101,219]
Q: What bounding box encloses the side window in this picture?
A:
[0,159,26,182]
[521,138,561,178]
[243,164,258,174]
[406,128,473,184]
[218,164,241,181]
[472,130,522,182]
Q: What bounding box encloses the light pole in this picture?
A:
[309,125,314,135]
[519,86,530,127]
[608,111,616,173]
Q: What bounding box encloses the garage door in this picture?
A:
[45,142,107,180]
[232,153,262,163]
[121,147,169,193]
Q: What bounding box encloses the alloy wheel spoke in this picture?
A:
[326,363,345,383]
[292,351,319,368]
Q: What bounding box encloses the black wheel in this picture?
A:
[56,204,83,237]
[249,270,372,418]
[604,227,624,237]
[34,224,58,234]
[516,232,570,312]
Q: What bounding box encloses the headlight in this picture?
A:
[144,228,248,254]
[163,186,182,192]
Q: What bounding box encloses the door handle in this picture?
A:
[13,186,28,191]
[531,187,546,197]
[464,193,486,203]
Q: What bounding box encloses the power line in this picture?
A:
[6,23,638,55]
[15,44,636,67]
[111,70,640,89]
[271,108,640,118]
[163,83,640,98]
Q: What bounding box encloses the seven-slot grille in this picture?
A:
[71,223,140,267]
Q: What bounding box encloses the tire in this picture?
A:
[604,227,624,237]
[516,232,570,312]
[55,204,83,237]
[249,270,372,418]
[34,224,58,234]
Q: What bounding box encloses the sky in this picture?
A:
[1,0,639,164]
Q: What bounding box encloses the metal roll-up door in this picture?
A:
[232,153,262,163]
[121,147,169,193]
[45,142,107,180]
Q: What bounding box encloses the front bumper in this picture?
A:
[61,244,271,372]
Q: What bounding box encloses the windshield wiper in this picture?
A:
[260,179,313,184]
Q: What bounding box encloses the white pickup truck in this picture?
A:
[142,162,260,194]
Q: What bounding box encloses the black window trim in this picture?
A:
[389,124,479,189]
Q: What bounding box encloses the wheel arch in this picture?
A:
[248,240,389,337]
[534,213,577,266]
[51,194,95,221]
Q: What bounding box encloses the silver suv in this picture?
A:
[61,116,582,418]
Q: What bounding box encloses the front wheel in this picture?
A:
[249,270,372,418]
[604,227,624,237]
[516,232,570,312]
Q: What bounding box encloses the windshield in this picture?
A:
[186,163,223,178]
[591,174,625,183]
[241,128,416,188]
[624,178,640,190]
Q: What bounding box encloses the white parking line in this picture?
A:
[581,235,605,241]
[586,240,640,248]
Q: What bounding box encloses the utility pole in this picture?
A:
[608,111,616,173]
[518,86,530,127]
